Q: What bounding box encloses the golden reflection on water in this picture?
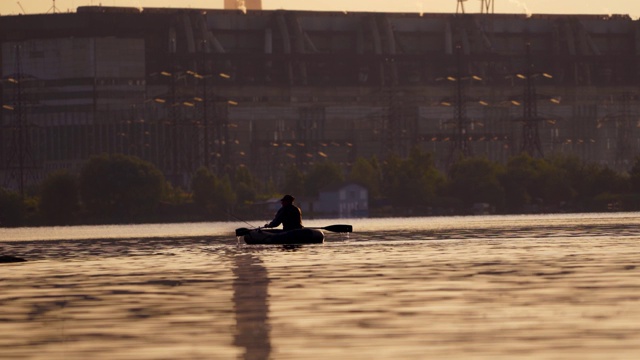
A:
[233,254,271,360]
[1,213,640,359]
[262,238,640,359]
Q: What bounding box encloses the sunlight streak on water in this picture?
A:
[1,213,640,359]
[0,222,241,241]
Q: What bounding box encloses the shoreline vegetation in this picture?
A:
[2,150,640,228]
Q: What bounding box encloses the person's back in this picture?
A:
[277,203,302,231]
[264,194,302,231]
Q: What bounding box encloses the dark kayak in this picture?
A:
[240,228,325,245]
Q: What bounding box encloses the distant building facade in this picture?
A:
[1,36,146,185]
[1,7,640,191]
[312,183,369,218]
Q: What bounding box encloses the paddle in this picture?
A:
[235,224,352,237]
[308,224,353,233]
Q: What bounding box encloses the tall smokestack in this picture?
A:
[224,0,262,10]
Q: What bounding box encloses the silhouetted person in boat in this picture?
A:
[264,194,303,231]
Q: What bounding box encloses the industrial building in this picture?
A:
[1,6,639,191]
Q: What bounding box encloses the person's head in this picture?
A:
[280,194,295,204]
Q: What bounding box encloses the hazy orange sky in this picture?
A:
[2,0,639,18]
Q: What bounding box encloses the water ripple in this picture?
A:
[1,214,640,359]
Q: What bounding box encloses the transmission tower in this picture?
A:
[598,92,640,169]
[456,0,467,14]
[481,0,495,14]
[2,45,37,197]
[613,93,635,167]
[510,42,558,158]
[457,0,495,14]
[450,45,471,159]
[46,0,60,14]
[438,44,485,165]
[521,44,542,156]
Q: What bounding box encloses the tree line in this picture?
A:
[2,149,640,227]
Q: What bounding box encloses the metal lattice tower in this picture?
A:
[481,0,495,14]
[193,37,233,176]
[456,0,467,14]
[381,83,416,159]
[46,0,60,14]
[3,45,37,197]
[297,107,324,168]
[451,45,471,160]
[457,0,495,14]
[614,93,634,167]
[520,43,544,157]
[598,92,640,169]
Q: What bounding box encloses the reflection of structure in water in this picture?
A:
[233,254,271,359]
[1,7,639,190]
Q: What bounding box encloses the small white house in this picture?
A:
[312,182,368,218]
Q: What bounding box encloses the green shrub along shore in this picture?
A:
[2,150,640,227]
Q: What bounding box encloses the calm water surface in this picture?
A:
[1,213,639,359]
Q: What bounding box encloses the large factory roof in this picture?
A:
[1,7,639,86]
